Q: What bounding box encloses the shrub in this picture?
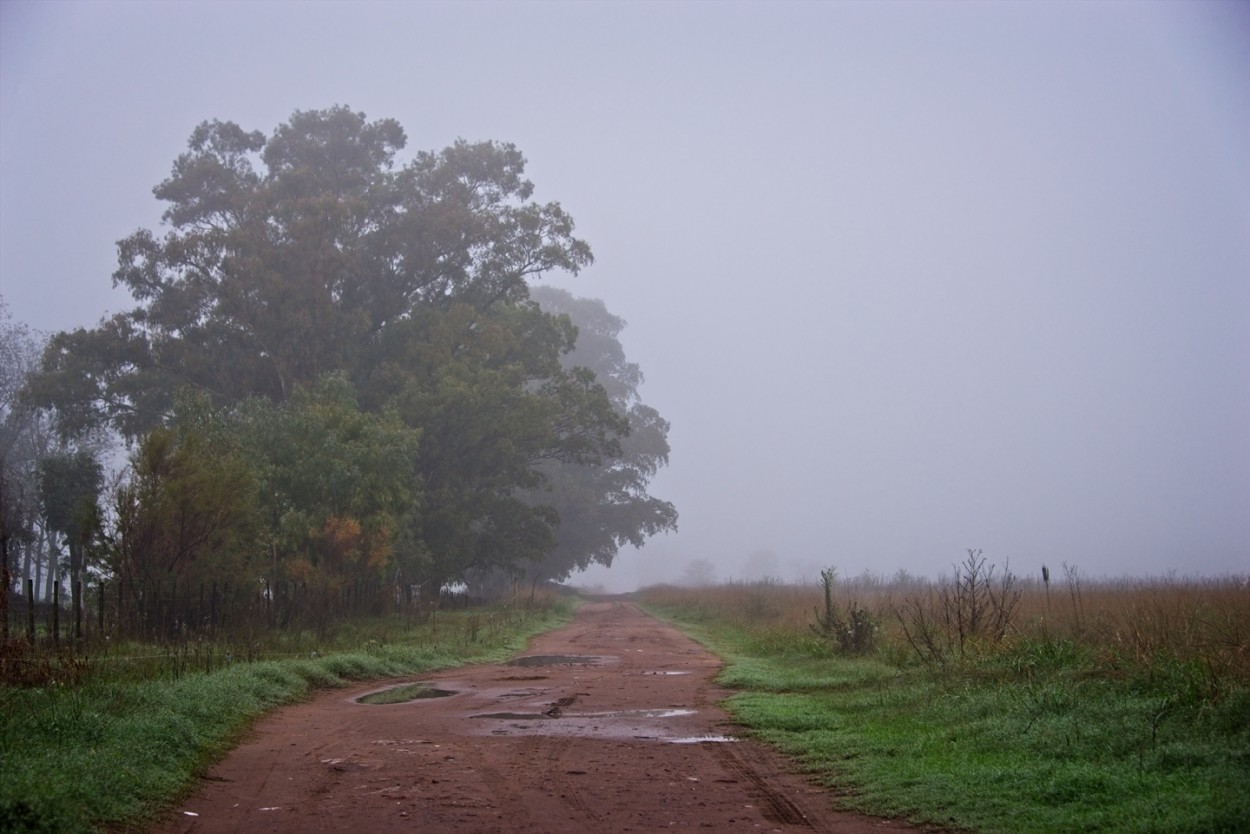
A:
[810,568,878,655]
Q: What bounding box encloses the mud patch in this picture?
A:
[355,684,457,705]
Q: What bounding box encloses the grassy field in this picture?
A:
[639,564,1250,834]
[0,597,573,834]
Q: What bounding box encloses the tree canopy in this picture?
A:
[30,106,592,435]
[19,107,675,611]
[514,287,678,582]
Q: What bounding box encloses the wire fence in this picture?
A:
[3,575,464,650]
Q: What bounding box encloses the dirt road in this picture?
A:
[154,600,927,833]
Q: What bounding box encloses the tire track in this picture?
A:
[710,740,815,828]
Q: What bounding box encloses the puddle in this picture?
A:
[605,708,695,719]
[505,655,609,667]
[356,684,457,705]
[468,704,720,742]
[641,670,691,676]
[471,707,695,721]
[322,758,367,772]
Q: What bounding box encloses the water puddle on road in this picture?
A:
[355,684,457,705]
[471,707,696,721]
[505,654,612,667]
[469,704,738,743]
[668,735,737,744]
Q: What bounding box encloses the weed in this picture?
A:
[810,568,877,655]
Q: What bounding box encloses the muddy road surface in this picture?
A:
[155,600,926,833]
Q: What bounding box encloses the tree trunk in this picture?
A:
[1,533,10,642]
[31,538,43,603]
[70,540,82,642]
[20,538,31,596]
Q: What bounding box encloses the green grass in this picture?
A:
[0,601,573,834]
[643,600,1250,834]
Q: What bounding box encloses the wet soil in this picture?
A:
[152,600,931,833]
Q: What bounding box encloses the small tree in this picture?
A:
[893,549,1021,665]
[810,567,877,654]
[38,450,102,644]
[681,558,716,587]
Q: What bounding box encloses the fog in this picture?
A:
[2,1,1247,589]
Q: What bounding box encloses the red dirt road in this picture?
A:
[154,600,928,833]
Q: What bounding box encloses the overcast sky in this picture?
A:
[2,0,1247,587]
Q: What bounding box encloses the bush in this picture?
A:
[810,568,878,655]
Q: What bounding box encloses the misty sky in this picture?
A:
[2,1,1247,588]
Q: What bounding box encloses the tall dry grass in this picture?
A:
[639,568,1250,690]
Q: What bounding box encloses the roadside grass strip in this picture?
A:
[0,603,573,834]
[645,604,1250,834]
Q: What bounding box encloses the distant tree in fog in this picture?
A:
[741,549,780,581]
[509,287,678,584]
[681,558,716,587]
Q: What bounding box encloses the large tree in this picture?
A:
[29,106,593,436]
[26,108,629,593]
[517,287,678,582]
[369,300,626,589]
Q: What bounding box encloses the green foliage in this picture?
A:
[516,287,678,583]
[37,450,101,553]
[29,107,593,437]
[106,392,260,590]
[236,376,419,590]
[19,106,674,602]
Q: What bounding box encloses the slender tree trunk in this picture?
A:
[1,534,10,642]
[32,537,43,603]
[20,539,31,595]
[70,541,82,642]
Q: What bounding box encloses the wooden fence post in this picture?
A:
[52,581,60,648]
[74,579,83,648]
[26,578,35,641]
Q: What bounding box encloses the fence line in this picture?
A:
[4,576,464,648]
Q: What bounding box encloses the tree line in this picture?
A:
[1,106,676,639]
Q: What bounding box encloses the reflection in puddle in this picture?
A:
[642,670,691,676]
[668,735,737,744]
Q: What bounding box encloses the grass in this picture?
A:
[640,573,1250,834]
[0,598,573,834]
